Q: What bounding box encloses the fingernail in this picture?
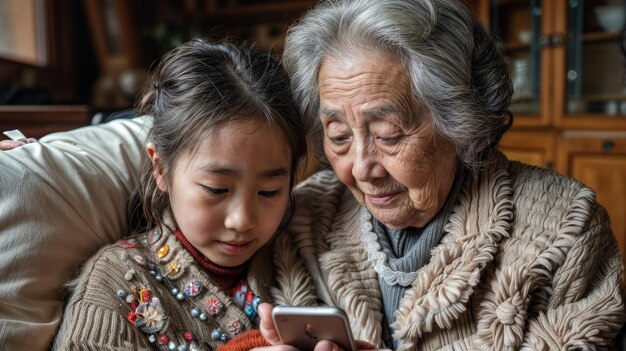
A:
[317,340,339,351]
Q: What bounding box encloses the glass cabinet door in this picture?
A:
[490,0,543,117]
[566,0,626,117]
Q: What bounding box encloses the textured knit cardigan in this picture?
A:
[272,153,626,350]
[51,223,316,350]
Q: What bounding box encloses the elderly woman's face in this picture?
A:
[318,50,458,229]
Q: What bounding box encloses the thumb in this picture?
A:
[314,340,340,351]
[259,302,282,345]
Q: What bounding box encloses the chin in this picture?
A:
[373,208,429,230]
[370,211,407,230]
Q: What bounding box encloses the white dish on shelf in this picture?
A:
[517,30,532,44]
[594,5,625,32]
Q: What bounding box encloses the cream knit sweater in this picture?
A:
[273,153,626,350]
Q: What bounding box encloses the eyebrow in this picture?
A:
[320,106,340,119]
[362,104,409,120]
[199,164,289,179]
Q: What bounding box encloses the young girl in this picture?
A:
[52,38,312,350]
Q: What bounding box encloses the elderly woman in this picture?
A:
[255,0,626,350]
[0,1,623,350]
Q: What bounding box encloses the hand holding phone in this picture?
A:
[271,306,356,351]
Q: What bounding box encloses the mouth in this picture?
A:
[218,241,253,254]
[365,191,401,206]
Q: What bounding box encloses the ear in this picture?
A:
[146,143,168,193]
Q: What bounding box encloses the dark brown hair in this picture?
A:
[135,38,308,232]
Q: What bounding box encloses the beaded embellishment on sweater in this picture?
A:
[112,227,268,350]
[125,289,166,334]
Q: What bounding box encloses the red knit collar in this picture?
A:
[172,230,248,291]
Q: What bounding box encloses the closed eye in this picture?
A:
[259,190,281,198]
[376,135,403,146]
[329,136,351,145]
[202,186,228,196]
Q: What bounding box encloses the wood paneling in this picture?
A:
[499,130,556,170]
[0,105,90,138]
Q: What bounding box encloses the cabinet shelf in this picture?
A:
[582,30,621,43]
[575,94,626,102]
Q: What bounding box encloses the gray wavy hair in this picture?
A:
[282,0,513,171]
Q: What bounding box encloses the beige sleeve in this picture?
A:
[521,202,626,349]
[0,117,150,350]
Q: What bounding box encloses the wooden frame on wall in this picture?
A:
[83,0,142,77]
[0,0,48,67]
[83,0,145,110]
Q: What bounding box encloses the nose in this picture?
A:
[224,195,256,233]
[352,140,386,182]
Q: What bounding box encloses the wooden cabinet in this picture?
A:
[499,130,556,169]
[556,132,626,266]
[485,0,626,127]
[483,0,626,276]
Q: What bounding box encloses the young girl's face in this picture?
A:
[149,119,292,267]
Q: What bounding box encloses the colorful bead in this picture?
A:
[171,288,179,295]
[227,320,243,337]
[183,279,202,297]
[148,263,157,271]
[191,308,200,317]
[125,295,135,303]
[157,245,169,259]
[159,334,170,345]
[148,335,157,343]
[117,290,126,298]
[211,329,222,340]
[205,297,223,316]
[130,300,139,310]
[199,313,207,321]
[176,293,185,301]
[127,311,137,323]
[220,334,228,342]
[177,345,188,351]
[124,269,136,281]
[189,341,201,351]
[155,275,163,282]
[183,331,194,341]
[168,341,176,350]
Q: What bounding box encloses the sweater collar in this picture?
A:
[171,230,248,291]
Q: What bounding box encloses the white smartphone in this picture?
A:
[271,305,357,351]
